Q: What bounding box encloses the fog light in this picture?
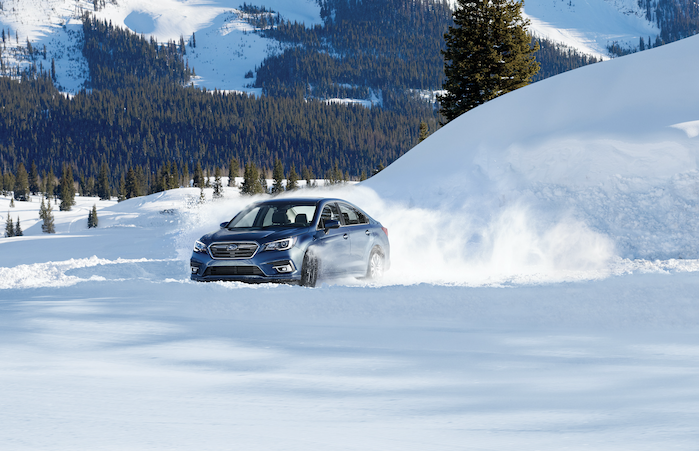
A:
[273,264,293,274]
[191,266,199,274]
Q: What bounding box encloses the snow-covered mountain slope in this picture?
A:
[523,0,658,58]
[366,33,699,260]
[1,0,662,94]
[0,0,321,93]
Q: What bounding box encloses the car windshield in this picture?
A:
[226,203,317,229]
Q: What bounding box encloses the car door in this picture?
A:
[338,202,372,275]
[313,202,351,275]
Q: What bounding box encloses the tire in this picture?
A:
[300,252,319,287]
[366,248,384,281]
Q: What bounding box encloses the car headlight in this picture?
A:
[263,237,297,251]
[193,240,208,254]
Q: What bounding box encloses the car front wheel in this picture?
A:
[300,252,319,287]
[366,248,384,281]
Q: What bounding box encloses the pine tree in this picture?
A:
[97,161,110,200]
[302,165,314,188]
[212,167,223,200]
[88,204,98,228]
[440,0,540,122]
[182,163,190,187]
[418,122,429,143]
[14,162,29,201]
[118,174,126,201]
[241,161,264,195]
[125,167,139,199]
[9,198,14,208]
[14,217,22,236]
[271,159,285,194]
[258,168,268,194]
[59,165,75,211]
[193,161,204,188]
[287,164,299,191]
[4,212,14,237]
[228,158,239,187]
[29,162,40,195]
[41,198,56,233]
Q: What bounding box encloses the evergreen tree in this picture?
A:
[3,171,15,196]
[9,198,14,208]
[418,121,429,143]
[14,162,29,201]
[228,158,239,187]
[271,159,285,194]
[4,212,14,237]
[440,0,540,122]
[59,165,76,211]
[87,204,98,228]
[118,174,126,201]
[212,167,224,200]
[287,164,299,191]
[125,167,139,199]
[182,164,190,187]
[241,161,264,195]
[14,217,22,236]
[29,162,40,195]
[97,161,111,200]
[302,165,314,188]
[258,168,268,194]
[193,161,205,188]
[41,198,56,233]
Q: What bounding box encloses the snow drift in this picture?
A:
[365,34,699,260]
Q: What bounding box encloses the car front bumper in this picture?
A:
[190,247,305,283]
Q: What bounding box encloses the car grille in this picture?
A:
[204,266,264,276]
[209,242,259,259]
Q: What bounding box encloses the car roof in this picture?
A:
[253,197,348,205]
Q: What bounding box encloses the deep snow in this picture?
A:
[2,190,699,450]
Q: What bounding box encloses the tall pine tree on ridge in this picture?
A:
[440,0,540,122]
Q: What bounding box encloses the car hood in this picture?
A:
[204,227,308,244]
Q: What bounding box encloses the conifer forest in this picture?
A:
[1,0,698,196]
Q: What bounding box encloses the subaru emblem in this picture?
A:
[227,244,238,251]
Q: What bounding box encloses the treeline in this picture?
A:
[533,37,601,81]
[0,16,436,194]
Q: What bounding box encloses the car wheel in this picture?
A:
[300,252,319,287]
[366,248,384,281]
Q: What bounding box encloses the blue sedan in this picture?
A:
[190,197,390,286]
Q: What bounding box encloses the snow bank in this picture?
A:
[366,34,699,260]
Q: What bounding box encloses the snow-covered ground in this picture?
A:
[2,187,699,450]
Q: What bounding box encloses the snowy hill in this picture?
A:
[0,0,663,94]
[366,33,699,260]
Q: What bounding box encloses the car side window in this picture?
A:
[318,203,341,229]
[338,203,367,225]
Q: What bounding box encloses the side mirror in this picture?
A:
[323,219,340,233]
[220,222,229,228]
